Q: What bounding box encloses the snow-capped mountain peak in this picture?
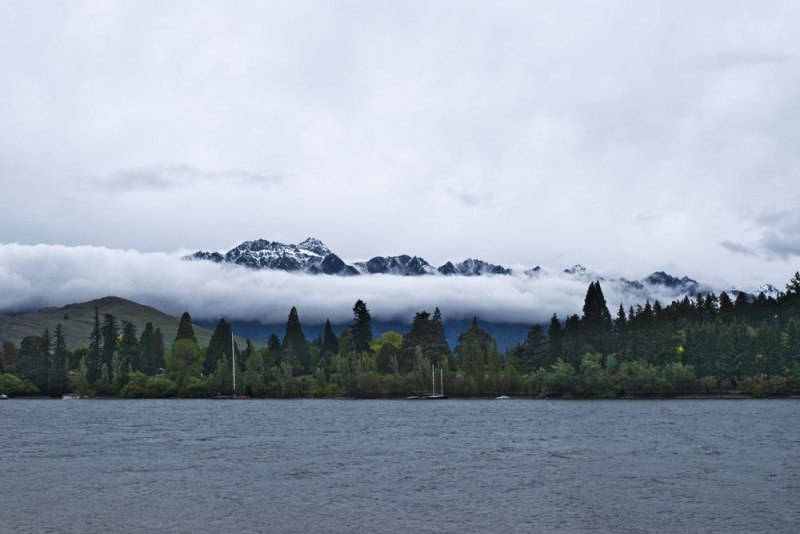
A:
[184,238,777,307]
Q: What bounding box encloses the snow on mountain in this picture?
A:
[524,266,542,277]
[758,284,783,298]
[438,258,511,276]
[354,255,436,276]
[642,271,703,295]
[185,238,780,306]
[189,238,333,272]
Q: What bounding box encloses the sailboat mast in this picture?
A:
[231,331,236,396]
[441,367,443,395]
[432,364,435,395]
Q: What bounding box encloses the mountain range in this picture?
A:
[186,237,782,302]
[187,237,512,277]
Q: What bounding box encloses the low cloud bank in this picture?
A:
[0,244,716,326]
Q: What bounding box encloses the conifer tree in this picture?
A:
[175,312,197,343]
[204,319,234,376]
[400,309,453,372]
[139,322,161,375]
[100,313,119,377]
[282,307,311,374]
[320,320,339,356]
[119,321,140,372]
[87,307,102,383]
[265,333,282,368]
[547,314,564,364]
[351,300,373,354]
[519,324,548,373]
[580,281,613,355]
[49,324,69,396]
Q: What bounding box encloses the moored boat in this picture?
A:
[211,330,250,399]
[423,366,448,399]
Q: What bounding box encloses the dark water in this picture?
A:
[1,399,798,533]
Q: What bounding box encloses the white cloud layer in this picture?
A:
[0,243,730,326]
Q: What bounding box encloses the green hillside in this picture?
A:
[0,296,217,350]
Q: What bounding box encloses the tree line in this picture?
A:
[2,273,800,398]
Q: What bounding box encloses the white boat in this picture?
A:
[0,393,7,400]
[211,331,249,400]
[62,393,80,400]
[424,365,448,400]
[495,395,511,400]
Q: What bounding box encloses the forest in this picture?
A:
[2,272,800,399]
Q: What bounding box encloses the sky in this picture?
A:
[1,1,799,325]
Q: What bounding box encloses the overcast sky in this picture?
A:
[1,1,799,323]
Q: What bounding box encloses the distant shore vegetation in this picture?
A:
[2,272,800,400]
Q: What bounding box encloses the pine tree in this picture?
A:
[49,324,69,396]
[119,321,140,373]
[87,307,102,383]
[175,312,197,343]
[518,324,547,373]
[282,307,310,374]
[139,322,158,375]
[265,333,282,368]
[351,300,373,354]
[547,314,564,364]
[400,310,453,372]
[100,313,119,378]
[319,319,339,369]
[454,318,498,394]
[580,281,613,355]
[204,319,234,376]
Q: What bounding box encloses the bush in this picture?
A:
[183,376,210,398]
[0,374,38,396]
[142,377,178,398]
[120,371,148,398]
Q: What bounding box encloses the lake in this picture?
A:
[1,398,798,533]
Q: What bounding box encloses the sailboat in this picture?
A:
[211,331,250,400]
[424,365,448,400]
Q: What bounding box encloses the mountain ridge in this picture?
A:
[185,237,781,301]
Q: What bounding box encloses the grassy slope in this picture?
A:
[0,296,217,350]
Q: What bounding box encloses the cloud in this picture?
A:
[719,240,758,257]
[1,2,799,289]
[721,207,800,261]
[0,244,715,329]
[89,165,281,193]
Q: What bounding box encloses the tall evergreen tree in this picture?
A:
[49,324,69,396]
[547,314,564,364]
[400,309,453,372]
[139,322,161,375]
[282,307,311,374]
[100,313,119,378]
[204,319,235,376]
[518,324,548,373]
[351,300,373,354]
[319,319,340,369]
[119,321,140,372]
[580,281,613,354]
[87,306,103,383]
[264,333,282,369]
[175,312,197,343]
[454,318,497,394]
